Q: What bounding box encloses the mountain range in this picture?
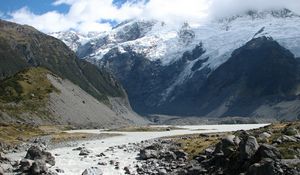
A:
[0,19,148,128]
[51,9,300,121]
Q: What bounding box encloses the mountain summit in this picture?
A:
[52,9,300,120]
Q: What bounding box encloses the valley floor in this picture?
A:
[5,124,267,174]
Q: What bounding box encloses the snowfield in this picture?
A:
[51,10,300,69]
[7,124,268,175]
[51,10,300,98]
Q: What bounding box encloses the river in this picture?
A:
[7,124,269,175]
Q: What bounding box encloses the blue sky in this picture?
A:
[0,0,298,33]
[0,0,152,32]
[0,0,129,28]
[0,0,131,16]
[0,0,69,15]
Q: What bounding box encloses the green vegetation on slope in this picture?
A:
[0,19,125,105]
[0,67,58,119]
[0,123,46,145]
[0,123,120,150]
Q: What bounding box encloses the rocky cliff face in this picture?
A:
[52,9,300,120]
[170,37,300,118]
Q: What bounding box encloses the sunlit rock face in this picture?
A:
[53,9,300,119]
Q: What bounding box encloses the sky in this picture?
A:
[0,0,299,33]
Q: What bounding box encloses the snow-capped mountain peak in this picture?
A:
[50,30,102,51]
[50,8,300,118]
[52,9,300,68]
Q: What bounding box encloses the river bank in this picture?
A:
[3,124,269,174]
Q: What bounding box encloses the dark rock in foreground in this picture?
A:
[16,146,57,175]
[82,167,103,175]
[136,126,300,175]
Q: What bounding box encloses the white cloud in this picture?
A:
[77,21,112,32]
[142,0,210,25]
[9,7,75,33]
[209,0,300,19]
[6,0,300,33]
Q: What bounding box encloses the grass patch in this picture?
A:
[0,123,120,150]
[0,67,59,119]
[173,133,222,159]
[245,122,300,159]
[50,132,121,144]
[170,122,300,160]
[0,123,47,145]
[278,142,300,159]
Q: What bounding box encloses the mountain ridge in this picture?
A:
[0,19,148,127]
[51,9,300,120]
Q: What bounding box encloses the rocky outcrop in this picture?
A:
[25,146,55,166]
[79,148,92,156]
[17,146,57,175]
[136,125,300,175]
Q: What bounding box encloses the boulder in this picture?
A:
[44,171,59,175]
[239,136,259,160]
[82,167,103,175]
[213,142,223,155]
[43,151,56,166]
[222,135,236,147]
[258,144,281,159]
[258,132,271,142]
[30,160,48,175]
[195,155,207,163]
[98,162,107,166]
[160,151,177,161]
[187,165,207,175]
[72,147,84,151]
[175,168,188,175]
[274,135,297,144]
[252,144,281,163]
[204,148,214,156]
[173,150,188,160]
[214,135,238,157]
[55,168,65,173]
[281,135,297,142]
[0,166,4,175]
[25,146,43,160]
[124,166,131,174]
[158,168,167,175]
[1,163,12,174]
[0,153,10,163]
[79,148,91,156]
[283,127,299,136]
[223,146,236,157]
[234,136,241,145]
[247,158,283,175]
[19,159,34,172]
[235,130,250,140]
[145,143,163,150]
[140,149,159,160]
[25,146,55,166]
